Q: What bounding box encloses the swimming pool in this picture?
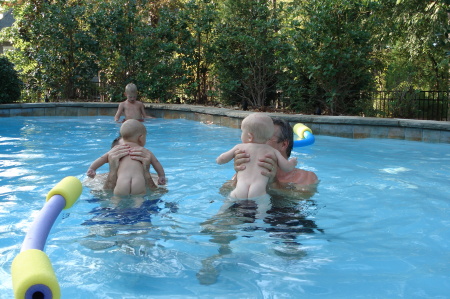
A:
[0,116,449,298]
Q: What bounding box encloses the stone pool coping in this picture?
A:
[1,102,449,143]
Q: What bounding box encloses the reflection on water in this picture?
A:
[197,189,323,285]
[80,191,178,252]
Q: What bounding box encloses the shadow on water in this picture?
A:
[197,188,324,285]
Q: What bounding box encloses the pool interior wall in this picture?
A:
[0,102,449,143]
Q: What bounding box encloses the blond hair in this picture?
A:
[125,83,138,95]
[120,119,146,143]
[241,113,274,143]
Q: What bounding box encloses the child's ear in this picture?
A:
[247,132,254,142]
[138,135,145,146]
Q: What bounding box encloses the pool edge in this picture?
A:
[1,102,449,143]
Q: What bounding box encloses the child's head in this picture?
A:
[120,119,147,146]
[240,113,274,144]
[125,83,138,102]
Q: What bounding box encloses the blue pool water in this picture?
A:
[0,116,449,298]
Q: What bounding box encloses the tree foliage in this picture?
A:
[0,56,23,103]
[285,0,375,115]
[0,0,448,115]
[372,0,449,91]
[2,0,97,101]
[213,0,283,108]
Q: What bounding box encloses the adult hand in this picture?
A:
[258,153,277,182]
[233,149,250,172]
[103,144,131,190]
[129,147,157,189]
[129,147,152,170]
[108,144,131,171]
[233,149,277,183]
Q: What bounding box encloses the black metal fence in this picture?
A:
[370,90,449,121]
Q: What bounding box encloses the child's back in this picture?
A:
[232,143,275,199]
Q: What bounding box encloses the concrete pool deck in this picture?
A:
[1,102,449,143]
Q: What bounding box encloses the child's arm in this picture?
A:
[274,150,297,173]
[114,102,124,122]
[216,145,240,165]
[140,102,155,119]
[150,154,166,185]
[87,153,109,178]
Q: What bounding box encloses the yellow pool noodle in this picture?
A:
[293,123,313,139]
[46,176,82,209]
[11,249,60,299]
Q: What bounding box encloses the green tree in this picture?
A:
[86,0,186,102]
[139,5,187,102]
[176,0,218,104]
[2,0,97,101]
[288,0,375,115]
[374,0,449,91]
[0,56,23,103]
[86,0,148,101]
[214,0,283,108]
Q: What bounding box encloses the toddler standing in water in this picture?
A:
[217,113,297,199]
[114,83,154,122]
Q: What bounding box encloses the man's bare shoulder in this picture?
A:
[277,168,318,186]
[292,168,318,185]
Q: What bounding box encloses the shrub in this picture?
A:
[0,56,23,103]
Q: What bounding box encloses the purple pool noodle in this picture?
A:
[21,194,66,252]
[25,284,52,299]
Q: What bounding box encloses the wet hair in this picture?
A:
[271,117,293,157]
